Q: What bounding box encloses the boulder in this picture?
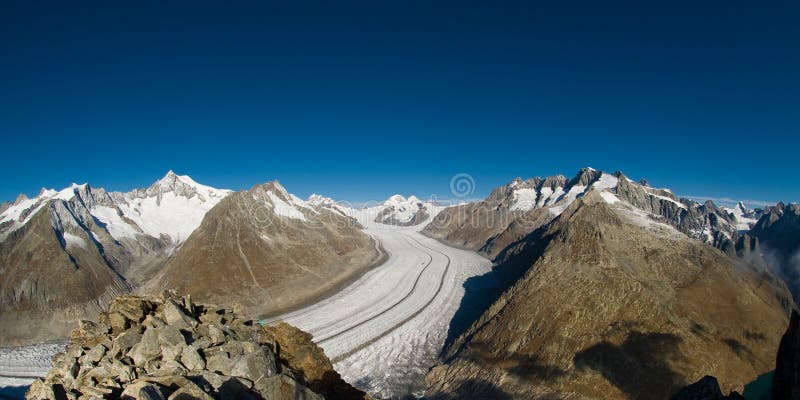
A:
[162,299,198,330]
[128,328,161,367]
[120,381,167,400]
[180,345,205,371]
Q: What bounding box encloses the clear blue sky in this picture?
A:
[1,1,798,205]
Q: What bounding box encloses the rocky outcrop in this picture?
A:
[771,309,800,400]
[425,191,792,399]
[27,293,370,400]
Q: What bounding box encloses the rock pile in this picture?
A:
[26,293,370,400]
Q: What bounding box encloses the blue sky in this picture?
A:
[1,1,798,205]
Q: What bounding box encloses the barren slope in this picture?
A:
[149,182,383,317]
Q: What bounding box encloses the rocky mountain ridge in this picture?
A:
[424,168,770,260]
[0,172,381,346]
[425,190,792,399]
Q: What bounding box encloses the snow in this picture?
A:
[90,206,141,239]
[647,191,686,209]
[615,204,683,238]
[1,173,231,245]
[0,185,87,239]
[599,191,620,204]
[112,173,231,243]
[546,186,565,206]
[510,188,538,211]
[591,173,619,191]
[724,202,758,231]
[117,191,223,243]
[265,216,491,398]
[53,184,84,201]
[61,232,86,249]
[307,194,349,216]
[548,184,586,216]
[536,187,553,208]
[333,194,443,226]
[265,191,307,221]
[380,195,423,224]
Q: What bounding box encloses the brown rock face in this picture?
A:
[148,183,383,317]
[26,293,369,400]
[260,322,370,400]
[0,203,129,346]
[426,192,792,400]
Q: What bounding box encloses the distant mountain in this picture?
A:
[307,193,444,228]
[147,181,383,317]
[0,172,381,345]
[741,202,800,301]
[0,171,231,345]
[424,168,756,258]
[425,189,792,399]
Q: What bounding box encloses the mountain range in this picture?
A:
[0,171,438,346]
[1,168,799,400]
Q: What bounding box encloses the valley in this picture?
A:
[0,209,491,399]
[266,218,491,398]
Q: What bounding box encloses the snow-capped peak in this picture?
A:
[736,201,748,213]
[724,201,759,231]
[101,172,232,243]
[307,193,338,206]
[386,194,407,204]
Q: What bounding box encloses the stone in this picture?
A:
[110,295,157,323]
[180,345,205,371]
[199,310,224,325]
[109,358,135,383]
[205,353,234,376]
[230,346,277,384]
[151,361,188,377]
[165,380,214,400]
[85,343,107,364]
[221,341,245,358]
[142,315,167,329]
[27,295,370,400]
[128,328,161,367]
[156,326,186,347]
[120,381,167,400]
[253,374,324,400]
[206,324,226,345]
[100,311,130,334]
[70,320,109,347]
[162,299,198,330]
[218,377,256,400]
[187,370,226,391]
[111,331,142,358]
